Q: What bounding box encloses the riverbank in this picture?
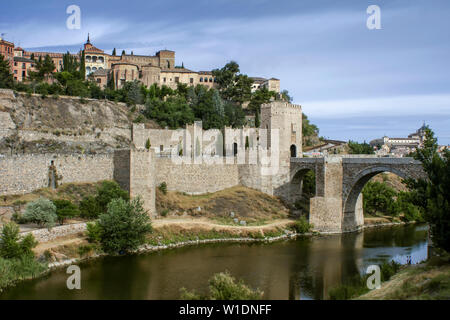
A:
[356,255,450,300]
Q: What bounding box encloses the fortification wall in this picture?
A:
[0,153,114,196]
[155,158,239,194]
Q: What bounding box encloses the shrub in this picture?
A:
[23,198,57,228]
[362,181,399,216]
[158,182,168,195]
[0,256,47,292]
[380,260,401,281]
[52,199,80,224]
[79,196,100,219]
[160,209,169,217]
[0,222,37,259]
[145,138,151,150]
[78,244,97,258]
[293,216,313,234]
[97,197,152,254]
[86,222,103,243]
[95,181,130,214]
[180,271,263,300]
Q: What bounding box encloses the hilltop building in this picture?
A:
[1,35,281,93]
[370,124,428,157]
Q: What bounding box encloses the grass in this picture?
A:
[155,186,290,222]
[0,256,48,292]
[1,182,103,207]
[356,252,450,300]
[146,224,287,246]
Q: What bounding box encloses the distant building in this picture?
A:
[370,124,428,157]
[0,36,14,70]
[2,34,282,93]
[250,77,280,93]
[12,48,35,82]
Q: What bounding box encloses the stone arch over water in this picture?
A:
[342,166,411,231]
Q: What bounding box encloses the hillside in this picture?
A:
[0,89,158,155]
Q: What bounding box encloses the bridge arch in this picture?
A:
[342,166,411,231]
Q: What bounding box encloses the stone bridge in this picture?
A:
[289,156,426,233]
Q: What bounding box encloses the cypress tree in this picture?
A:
[80,50,86,80]
[0,54,14,89]
[112,48,116,56]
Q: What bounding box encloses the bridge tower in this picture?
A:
[260,100,303,165]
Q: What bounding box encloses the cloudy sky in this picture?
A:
[1,0,449,144]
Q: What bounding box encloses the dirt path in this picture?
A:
[152,217,294,231]
[34,236,86,256]
[32,218,295,255]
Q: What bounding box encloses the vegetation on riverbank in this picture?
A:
[356,253,450,300]
[328,260,402,300]
[0,222,46,292]
[180,271,263,300]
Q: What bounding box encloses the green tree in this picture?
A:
[79,196,100,219]
[96,197,152,253]
[248,88,276,127]
[112,48,117,56]
[23,198,57,228]
[145,138,151,150]
[80,50,86,80]
[406,127,450,251]
[180,271,263,300]
[280,89,292,103]
[53,199,80,225]
[95,181,130,214]
[362,181,399,216]
[0,222,37,259]
[29,55,55,82]
[0,54,13,89]
[348,140,374,154]
[212,61,253,104]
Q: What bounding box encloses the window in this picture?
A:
[97,79,101,83]
[22,70,26,77]
[209,78,213,82]
[160,145,164,152]
[175,77,179,83]
[200,77,203,82]
[190,78,194,84]
[22,63,26,68]
[163,77,166,82]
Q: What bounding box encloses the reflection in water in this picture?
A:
[0,224,428,300]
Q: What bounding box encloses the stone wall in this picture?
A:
[21,223,87,243]
[0,153,114,196]
[155,158,239,194]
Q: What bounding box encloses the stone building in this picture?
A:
[370,124,427,157]
[12,48,35,82]
[84,34,108,76]
[0,36,14,70]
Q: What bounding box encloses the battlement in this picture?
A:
[261,101,302,110]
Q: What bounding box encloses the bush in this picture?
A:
[52,199,79,224]
[158,182,168,195]
[362,181,398,216]
[79,196,100,219]
[23,198,57,228]
[95,181,130,213]
[86,222,103,243]
[0,222,37,259]
[293,216,313,234]
[78,244,97,258]
[0,256,47,292]
[96,197,152,254]
[380,260,401,281]
[180,271,263,300]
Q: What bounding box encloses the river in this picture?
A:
[0,223,428,300]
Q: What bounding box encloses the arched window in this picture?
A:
[200,77,203,82]
[290,145,297,158]
[209,78,213,82]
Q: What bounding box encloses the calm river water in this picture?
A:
[0,223,428,300]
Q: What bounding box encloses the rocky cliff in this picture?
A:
[0,89,157,155]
